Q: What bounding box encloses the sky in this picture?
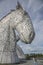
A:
[0,0,43,54]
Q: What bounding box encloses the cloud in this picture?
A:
[18,43,43,54]
[0,0,17,19]
[27,0,43,12]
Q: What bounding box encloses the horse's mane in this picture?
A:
[0,9,15,21]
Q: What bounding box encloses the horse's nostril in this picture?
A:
[29,31,35,41]
[33,32,35,40]
[29,32,33,38]
[29,31,35,43]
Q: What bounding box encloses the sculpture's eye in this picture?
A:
[24,11,28,15]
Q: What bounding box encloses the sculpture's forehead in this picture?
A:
[11,9,29,21]
[11,9,30,27]
[11,9,24,18]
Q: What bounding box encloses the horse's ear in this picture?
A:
[16,1,23,9]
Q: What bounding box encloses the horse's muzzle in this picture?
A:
[28,31,35,44]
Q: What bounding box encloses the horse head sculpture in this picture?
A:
[0,1,35,63]
[12,2,35,44]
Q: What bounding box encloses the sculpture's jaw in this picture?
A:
[20,31,35,44]
[25,32,35,44]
